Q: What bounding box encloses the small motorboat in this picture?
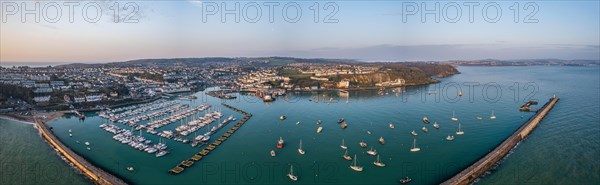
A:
[316,120,321,124]
[411,130,418,136]
[446,135,455,141]
[400,177,412,184]
[341,122,347,129]
[379,137,385,145]
[422,126,429,133]
[337,118,345,124]
[127,166,135,172]
[359,140,367,148]
[389,123,394,129]
[280,115,286,120]
[433,122,440,129]
[277,137,284,149]
[270,150,276,157]
[317,127,323,133]
[422,116,430,124]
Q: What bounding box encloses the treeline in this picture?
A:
[397,63,460,77]
[0,84,34,103]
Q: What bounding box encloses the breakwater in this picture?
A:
[441,96,559,185]
[35,119,127,185]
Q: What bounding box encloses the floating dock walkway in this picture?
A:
[168,103,252,174]
[35,119,127,185]
[441,96,559,185]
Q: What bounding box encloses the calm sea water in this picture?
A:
[1,66,598,185]
[0,119,90,185]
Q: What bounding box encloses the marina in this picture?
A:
[169,103,253,174]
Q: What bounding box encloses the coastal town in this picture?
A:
[0,58,459,114]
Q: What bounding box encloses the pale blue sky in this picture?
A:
[1,0,599,62]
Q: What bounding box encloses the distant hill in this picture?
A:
[447,59,599,66]
[56,57,362,68]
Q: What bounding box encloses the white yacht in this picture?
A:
[367,147,377,156]
[451,111,459,121]
[373,155,385,167]
[350,154,363,172]
[411,130,418,136]
[490,110,497,119]
[342,149,352,160]
[298,140,305,155]
[410,139,420,152]
[456,123,464,135]
[340,139,347,150]
[287,164,298,181]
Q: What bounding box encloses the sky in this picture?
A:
[1,0,599,63]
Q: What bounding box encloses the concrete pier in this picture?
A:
[441,96,559,185]
[35,119,127,185]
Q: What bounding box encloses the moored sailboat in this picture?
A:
[451,111,458,122]
[367,147,377,156]
[373,155,385,167]
[410,139,420,152]
[456,123,464,135]
[342,149,352,160]
[298,140,305,155]
[350,154,363,172]
[490,110,497,119]
[340,139,347,149]
[287,164,298,181]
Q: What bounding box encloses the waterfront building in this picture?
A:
[337,80,350,88]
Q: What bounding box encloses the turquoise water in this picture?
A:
[1,66,598,184]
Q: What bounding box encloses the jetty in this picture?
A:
[35,118,127,185]
[442,96,559,185]
[168,103,252,174]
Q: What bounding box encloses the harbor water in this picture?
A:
[1,66,598,184]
